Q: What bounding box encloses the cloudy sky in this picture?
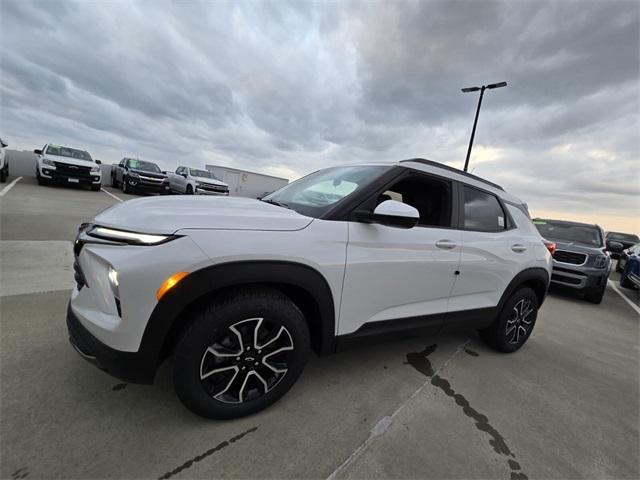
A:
[1,0,638,232]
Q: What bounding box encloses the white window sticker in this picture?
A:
[498,216,504,227]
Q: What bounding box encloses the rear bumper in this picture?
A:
[67,303,156,384]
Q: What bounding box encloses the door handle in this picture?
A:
[511,244,527,253]
[436,240,457,250]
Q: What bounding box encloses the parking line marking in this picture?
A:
[101,187,123,203]
[326,339,471,480]
[608,280,640,315]
[0,176,22,197]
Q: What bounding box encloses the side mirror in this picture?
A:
[95,159,102,165]
[607,241,623,251]
[356,200,419,229]
[34,149,42,155]
[181,172,188,178]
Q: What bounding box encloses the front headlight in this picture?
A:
[91,165,100,172]
[594,255,608,268]
[42,158,56,167]
[88,226,178,245]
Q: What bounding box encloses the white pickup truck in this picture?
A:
[167,166,229,195]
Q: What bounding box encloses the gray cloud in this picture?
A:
[0,0,638,226]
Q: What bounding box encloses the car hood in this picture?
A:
[192,175,228,187]
[42,154,97,168]
[548,239,605,255]
[93,196,313,233]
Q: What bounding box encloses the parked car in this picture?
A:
[0,137,8,183]
[533,218,611,303]
[167,166,229,195]
[68,158,552,419]
[615,242,640,272]
[605,232,640,258]
[111,158,170,195]
[620,253,640,290]
[35,144,102,191]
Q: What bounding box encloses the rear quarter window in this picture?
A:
[463,186,506,232]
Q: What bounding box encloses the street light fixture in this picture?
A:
[461,81,507,172]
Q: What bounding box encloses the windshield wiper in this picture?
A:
[261,198,290,209]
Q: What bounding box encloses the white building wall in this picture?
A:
[205,165,288,198]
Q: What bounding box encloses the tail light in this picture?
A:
[543,240,556,256]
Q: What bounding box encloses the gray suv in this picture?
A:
[533,218,610,303]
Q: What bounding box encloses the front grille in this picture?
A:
[553,250,587,265]
[55,162,92,178]
[198,183,228,193]
[551,273,582,285]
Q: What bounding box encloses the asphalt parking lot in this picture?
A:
[1,175,639,480]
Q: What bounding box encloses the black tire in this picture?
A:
[91,184,101,191]
[37,174,47,186]
[615,260,624,273]
[584,285,606,304]
[122,177,130,194]
[111,175,119,188]
[186,184,194,195]
[620,273,634,289]
[173,287,310,419]
[479,287,538,353]
[0,168,6,183]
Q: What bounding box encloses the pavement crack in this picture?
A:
[157,426,258,480]
[326,340,469,480]
[405,345,527,480]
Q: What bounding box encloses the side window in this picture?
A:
[463,186,506,232]
[375,174,452,228]
[176,167,183,174]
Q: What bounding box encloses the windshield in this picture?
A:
[128,159,161,173]
[262,165,389,218]
[190,169,214,179]
[534,220,603,247]
[607,232,639,242]
[46,145,92,161]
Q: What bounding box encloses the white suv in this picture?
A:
[67,159,552,418]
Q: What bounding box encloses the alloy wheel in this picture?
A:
[505,298,534,344]
[199,318,294,404]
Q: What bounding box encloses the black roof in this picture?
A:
[400,158,504,191]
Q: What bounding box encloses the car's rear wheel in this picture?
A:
[479,287,538,353]
[173,288,310,419]
[620,272,635,289]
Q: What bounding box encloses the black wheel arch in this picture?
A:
[498,267,550,311]
[140,260,337,375]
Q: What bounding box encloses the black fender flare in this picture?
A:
[137,260,337,374]
[497,267,550,311]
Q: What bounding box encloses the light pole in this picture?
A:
[461,81,507,172]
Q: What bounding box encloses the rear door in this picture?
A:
[339,170,462,336]
[448,185,528,315]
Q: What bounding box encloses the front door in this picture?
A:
[339,171,461,336]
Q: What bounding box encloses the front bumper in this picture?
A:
[195,186,229,195]
[550,263,609,292]
[67,302,156,384]
[40,166,101,185]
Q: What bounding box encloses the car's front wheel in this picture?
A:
[173,288,310,419]
[480,287,539,353]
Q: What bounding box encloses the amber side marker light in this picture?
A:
[156,271,189,300]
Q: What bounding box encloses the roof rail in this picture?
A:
[400,158,504,191]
